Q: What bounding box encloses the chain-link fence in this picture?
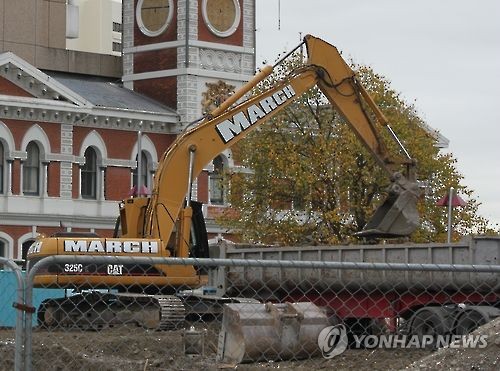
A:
[1,250,499,370]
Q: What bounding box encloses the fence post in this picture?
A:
[24,259,39,371]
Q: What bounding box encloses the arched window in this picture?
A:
[0,142,4,194]
[81,147,97,199]
[23,141,40,195]
[0,232,14,266]
[209,155,225,205]
[21,239,35,270]
[132,151,149,190]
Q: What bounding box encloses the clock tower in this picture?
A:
[122,0,256,132]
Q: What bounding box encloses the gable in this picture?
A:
[0,76,35,98]
[0,52,90,106]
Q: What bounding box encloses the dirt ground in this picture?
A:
[405,316,500,370]
[1,318,499,371]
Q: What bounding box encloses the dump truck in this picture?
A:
[213,236,499,327]
[213,236,499,362]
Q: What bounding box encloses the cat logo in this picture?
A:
[107,264,124,276]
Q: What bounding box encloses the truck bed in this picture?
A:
[214,236,499,294]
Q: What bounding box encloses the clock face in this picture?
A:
[136,0,174,37]
[202,0,241,37]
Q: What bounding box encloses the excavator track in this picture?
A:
[37,292,186,331]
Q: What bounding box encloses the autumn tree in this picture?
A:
[219,54,495,245]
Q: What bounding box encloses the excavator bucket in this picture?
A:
[356,185,420,239]
[217,302,330,364]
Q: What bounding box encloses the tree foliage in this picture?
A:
[218,54,497,245]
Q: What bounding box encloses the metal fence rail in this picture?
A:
[28,254,500,272]
[0,255,498,370]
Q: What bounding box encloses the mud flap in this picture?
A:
[356,186,420,239]
[216,302,329,364]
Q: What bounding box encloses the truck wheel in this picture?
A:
[453,306,500,335]
[409,307,448,342]
[454,310,486,335]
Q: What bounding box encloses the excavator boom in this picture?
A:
[122,35,420,242]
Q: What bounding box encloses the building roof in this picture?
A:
[0,51,179,133]
[44,70,177,115]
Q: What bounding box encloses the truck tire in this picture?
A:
[409,307,449,341]
[453,306,500,335]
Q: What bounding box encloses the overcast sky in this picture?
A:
[255,0,500,228]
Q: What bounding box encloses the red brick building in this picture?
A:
[0,0,256,263]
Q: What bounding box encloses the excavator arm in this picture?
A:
[120,35,420,249]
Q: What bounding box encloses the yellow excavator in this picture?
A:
[27,35,421,329]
